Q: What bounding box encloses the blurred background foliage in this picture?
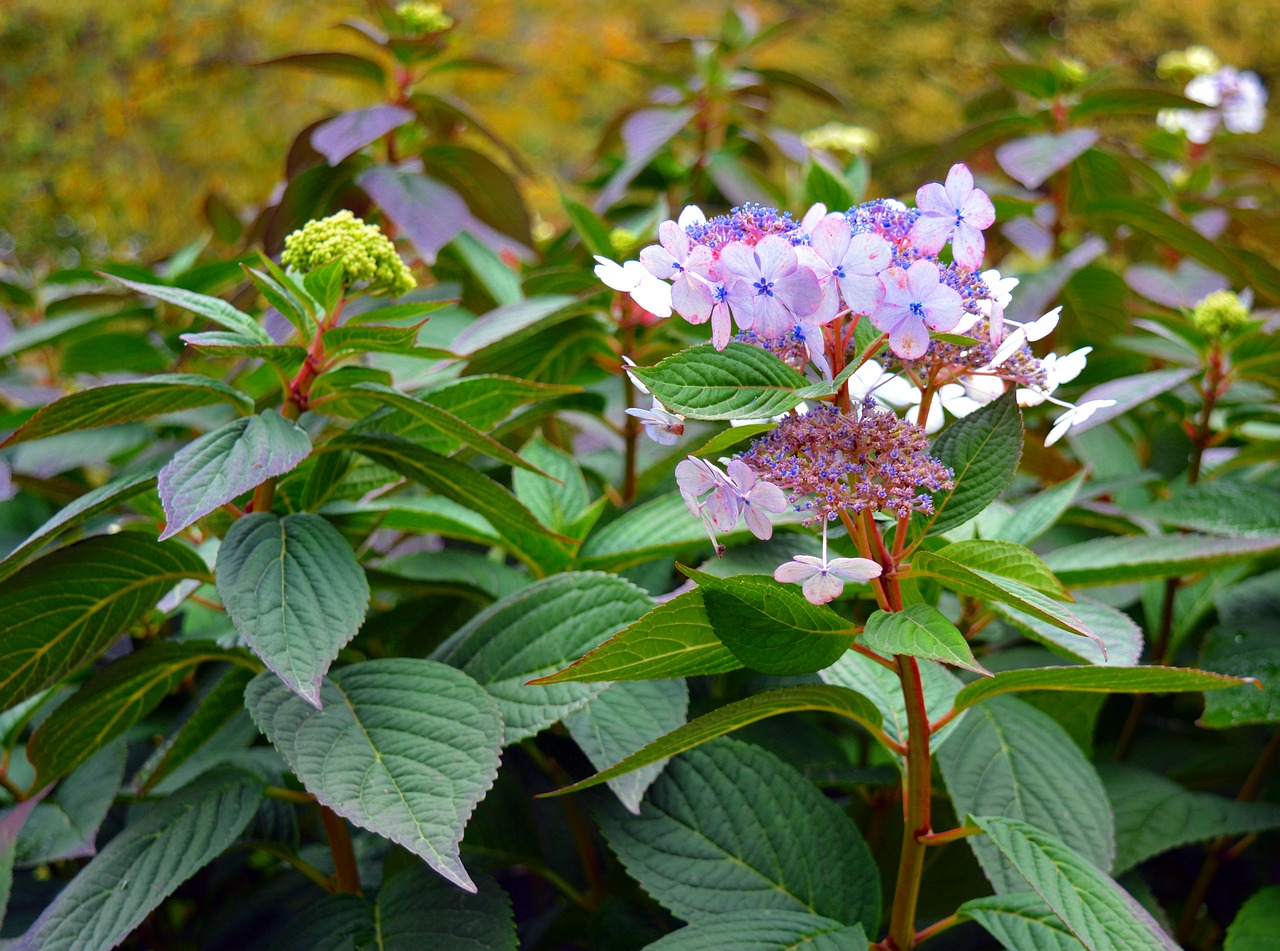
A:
[2,0,1278,268]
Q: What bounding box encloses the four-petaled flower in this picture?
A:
[724,459,789,540]
[909,163,996,270]
[799,214,892,324]
[774,522,883,605]
[720,235,822,338]
[640,221,715,320]
[871,260,964,359]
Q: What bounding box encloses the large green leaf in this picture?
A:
[1134,481,1280,537]
[0,468,157,583]
[158,411,313,540]
[971,815,1178,950]
[991,597,1144,667]
[685,569,855,675]
[108,275,270,342]
[1,375,252,447]
[599,739,880,931]
[331,431,572,575]
[995,471,1087,547]
[1200,573,1280,728]
[646,911,868,950]
[27,641,245,787]
[17,741,125,865]
[819,651,963,753]
[631,343,809,420]
[937,539,1068,599]
[1100,764,1280,875]
[958,892,1082,951]
[14,768,264,951]
[918,388,1022,537]
[939,697,1115,892]
[216,513,370,708]
[0,535,209,710]
[530,590,741,684]
[246,659,503,891]
[1225,886,1280,951]
[564,679,688,814]
[1086,197,1242,283]
[550,685,886,797]
[431,572,652,743]
[952,665,1247,713]
[861,605,989,675]
[512,434,595,538]
[1044,534,1280,586]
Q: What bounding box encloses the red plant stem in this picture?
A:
[887,655,933,950]
[318,805,362,895]
[841,509,890,611]
[911,913,961,946]
[851,642,898,671]
[918,825,976,846]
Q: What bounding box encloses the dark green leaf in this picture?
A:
[953,665,1245,713]
[1135,481,1280,537]
[559,192,614,257]
[1044,534,1280,586]
[1087,197,1243,283]
[937,539,1068,599]
[1225,886,1280,951]
[312,105,414,165]
[959,893,1082,951]
[255,51,386,87]
[17,741,125,865]
[646,911,868,950]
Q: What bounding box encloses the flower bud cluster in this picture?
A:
[395,1,453,34]
[736,401,953,524]
[1191,289,1250,337]
[281,211,416,297]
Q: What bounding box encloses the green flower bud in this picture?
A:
[280,211,416,297]
[1056,57,1089,86]
[396,1,453,34]
[609,227,638,257]
[1192,289,1250,337]
[801,122,880,155]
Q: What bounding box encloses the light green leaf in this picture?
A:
[324,324,450,359]
[599,739,880,931]
[216,513,369,708]
[108,275,270,342]
[1044,534,1280,586]
[938,540,1069,599]
[513,433,593,537]
[646,910,868,950]
[1,375,252,447]
[0,468,157,583]
[953,665,1248,713]
[1101,764,1280,875]
[564,679,689,814]
[179,332,307,372]
[1225,886,1280,951]
[530,590,741,684]
[958,892,1082,951]
[819,651,963,753]
[158,411,312,540]
[861,605,989,675]
[431,572,652,743]
[246,659,503,891]
[992,597,1144,667]
[27,641,245,787]
[14,768,264,951]
[323,496,501,549]
[685,569,855,675]
[971,815,1178,950]
[631,343,809,420]
[549,685,887,798]
[941,697,1115,892]
[0,535,209,711]
[996,471,1087,546]
[691,423,775,458]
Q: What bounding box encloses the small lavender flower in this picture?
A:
[626,397,685,446]
[909,163,996,270]
[640,221,716,320]
[675,456,740,554]
[871,260,965,359]
[799,214,892,323]
[724,459,789,540]
[721,236,823,338]
[774,522,881,605]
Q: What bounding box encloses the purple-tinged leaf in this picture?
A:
[1005,236,1106,323]
[1070,367,1196,434]
[312,105,414,166]
[158,411,312,540]
[17,742,126,865]
[358,166,469,265]
[1124,259,1229,310]
[996,129,1099,189]
[595,107,697,211]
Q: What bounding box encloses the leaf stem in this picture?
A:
[918,825,976,846]
[318,804,362,895]
[851,642,897,671]
[238,840,333,892]
[886,655,933,950]
[911,913,960,946]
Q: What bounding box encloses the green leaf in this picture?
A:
[1199,571,1280,727]
[937,540,1069,599]
[647,910,868,950]
[940,697,1115,892]
[564,679,688,814]
[331,431,573,575]
[995,471,1087,546]
[911,550,1095,642]
[1087,197,1243,284]
[107,275,270,342]
[0,535,209,711]
[1134,481,1280,537]
[691,422,775,458]
[1044,534,1280,586]
[14,768,264,951]
[158,411,313,540]
[431,572,652,743]
[446,242,531,312]
[953,665,1246,713]
[255,51,386,86]
[376,864,517,949]
[861,605,989,675]
[303,260,346,314]
[371,549,529,603]
[529,590,741,684]
[27,642,244,787]
[560,192,614,257]
[513,434,593,537]
[804,161,854,211]
[1069,87,1200,120]
[991,597,1144,667]
[178,333,307,372]
[1071,367,1198,435]
[242,265,309,336]
[683,569,855,675]
[1,375,252,447]
[958,893,1082,951]
[916,388,1022,538]
[599,739,880,931]
[17,741,125,865]
[0,468,157,583]
[550,684,886,798]
[324,324,450,359]
[996,129,1099,190]
[631,343,809,420]
[1225,886,1280,951]
[216,513,370,708]
[245,659,502,891]
[422,144,532,246]
[970,815,1178,950]
[1101,764,1280,875]
[819,651,962,753]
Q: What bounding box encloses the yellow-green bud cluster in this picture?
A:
[801,123,880,155]
[396,1,453,34]
[1157,46,1220,81]
[1055,57,1089,86]
[609,227,639,257]
[1192,290,1250,337]
[281,211,416,297]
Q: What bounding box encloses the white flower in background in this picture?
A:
[593,255,673,318]
[1045,398,1116,446]
[1159,66,1268,144]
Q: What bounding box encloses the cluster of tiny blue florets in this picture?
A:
[684,203,803,250]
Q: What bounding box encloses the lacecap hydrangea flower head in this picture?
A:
[281,211,416,297]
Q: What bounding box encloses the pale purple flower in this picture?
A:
[871,260,965,359]
[799,214,891,324]
[626,397,685,446]
[1045,398,1116,447]
[720,236,822,338]
[773,522,882,605]
[909,163,996,270]
[725,459,788,540]
[675,456,740,553]
[594,256,672,318]
[640,221,716,321]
